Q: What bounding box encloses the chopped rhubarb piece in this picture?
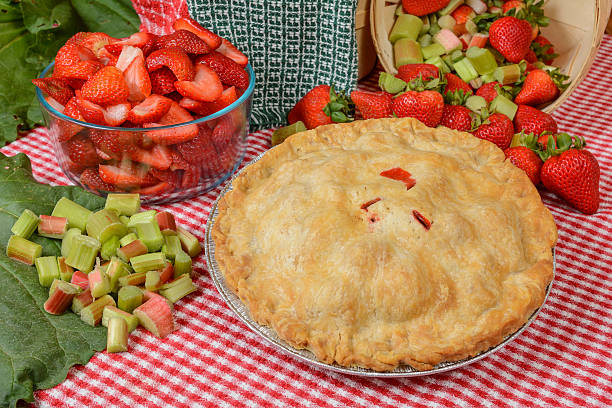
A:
[380,168,417,190]
[100,236,121,261]
[89,266,111,298]
[38,215,69,239]
[57,257,74,282]
[70,270,90,290]
[7,235,42,265]
[35,256,60,287]
[145,270,163,291]
[118,271,147,287]
[159,275,197,303]
[52,197,92,232]
[103,306,140,333]
[162,235,182,261]
[86,209,128,244]
[118,285,143,313]
[61,228,82,258]
[173,250,192,278]
[120,233,138,247]
[133,295,175,338]
[44,280,82,315]
[65,235,100,273]
[360,198,382,211]
[106,257,130,292]
[176,226,201,257]
[117,239,148,262]
[130,252,166,273]
[71,288,93,314]
[156,211,177,235]
[412,210,432,230]
[11,209,40,239]
[80,295,116,326]
[106,317,129,353]
[133,219,164,252]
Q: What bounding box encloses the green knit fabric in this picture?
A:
[186,0,359,130]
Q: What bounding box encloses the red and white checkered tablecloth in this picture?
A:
[3,29,611,408]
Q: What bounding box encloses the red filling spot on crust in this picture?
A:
[412,210,432,230]
[368,213,380,223]
[360,197,381,211]
[380,167,416,190]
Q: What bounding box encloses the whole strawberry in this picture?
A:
[402,0,450,16]
[514,69,560,106]
[489,16,533,63]
[392,90,444,128]
[444,73,472,97]
[514,104,558,135]
[396,64,439,83]
[350,90,392,119]
[540,137,600,214]
[472,113,514,150]
[440,105,473,132]
[290,85,352,129]
[476,82,503,103]
[504,146,542,185]
[532,35,556,65]
[80,66,129,106]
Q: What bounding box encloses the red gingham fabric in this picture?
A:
[3,34,611,408]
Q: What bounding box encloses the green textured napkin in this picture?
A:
[186,0,360,130]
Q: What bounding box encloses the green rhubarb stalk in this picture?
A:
[7,235,42,265]
[130,252,166,274]
[173,250,192,278]
[161,235,182,261]
[105,193,141,216]
[118,285,143,313]
[176,227,201,257]
[134,220,164,252]
[389,14,423,43]
[71,289,93,313]
[118,271,147,287]
[86,209,128,244]
[106,317,129,353]
[120,232,138,247]
[52,197,92,232]
[101,235,121,260]
[61,228,82,258]
[57,256,74,281]
[35,256,60,287]
[490,94,518,120]
[127,210,157,227]
[106,257,130,292]
[11,209,39,239]
[159,275,197,303]
[80,294,115,326]
[65,235,100,273]
[466,47,498,75]
[145,270,162,291]
[102,306,139,333]
[271,122,307,147]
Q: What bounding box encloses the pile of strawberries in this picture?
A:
[286,2,599,214]
[33,17,250,195]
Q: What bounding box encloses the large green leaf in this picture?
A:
[70,0,141,38]
[0,153,107,408]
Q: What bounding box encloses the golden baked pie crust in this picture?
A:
[212,118,557,371]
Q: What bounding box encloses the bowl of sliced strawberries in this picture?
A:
[34,17,255,204]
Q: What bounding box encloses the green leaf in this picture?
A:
[0,153,107,408]
[70,0,140,38]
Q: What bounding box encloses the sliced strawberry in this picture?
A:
[134,181,174,195]
[129,144,172,170]
[217,38,248,67]
[122,50,152,103]
[181,166,202,189]
[151,168,182,186]
[176,126,215,164]
[32,77,74,105]
[45,97,65,113]
[196,52,249,90]
[75,98,106,125]
[80,32,117,58]
[150,67,177,95]
[170,149,190,170]
[99,164,157,187]
[80,66,129,106]
[175,64,223,102]
[97,47,118,66]
[88,129,139,158]
[54,43,102,80]
[103,103,131,126]
[58,97,84,142]
[143,102,198,144]
[146,47,195,81]
[179,86,238,116]
[64,135,100,167]
[128,95,173,124]
[104,32,158,55]
[62,78,86,90]
[211,115,235,150]
[173,17,222,50]
[154,30,210,54]
[115,45,143,72]
[80,167,117,192]
[66,32,90,46]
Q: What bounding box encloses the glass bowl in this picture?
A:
[36,62,255,204]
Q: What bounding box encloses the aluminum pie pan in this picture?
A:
[205,152,555,377]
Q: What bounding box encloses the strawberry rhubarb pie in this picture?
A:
[212,118,557,371]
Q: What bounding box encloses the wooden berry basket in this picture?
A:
[367,0,612,113]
